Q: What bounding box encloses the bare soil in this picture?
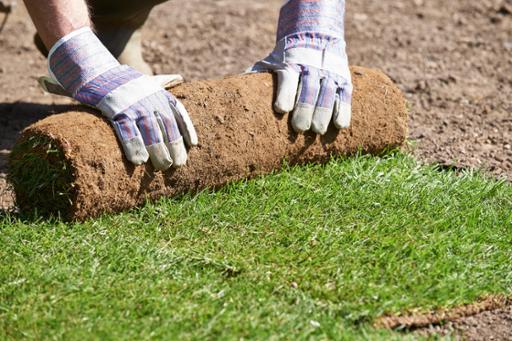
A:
[0,0,511,337]
[376,296,512,340]
[419,305,512,340]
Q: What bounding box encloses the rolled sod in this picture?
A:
[9,67,408,220]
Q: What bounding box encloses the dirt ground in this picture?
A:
[376,296,512,340]
[417,304,512,340]
[0,0,511,338]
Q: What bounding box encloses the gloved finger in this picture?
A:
[154,110,188,167]
[292,67,321,132]
[121,92,174,171]
[332,85,353,129]
[112,115,149,165]
[136,112,173,171]
[167,137,188,167]
[166,93,199,147]
[274,67,300,114]
[311,77,337,135]
[146,141,173,171]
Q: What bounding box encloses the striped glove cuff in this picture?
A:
[48,27,120,99]
[277,0,345,50]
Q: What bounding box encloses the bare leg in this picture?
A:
[24,0,91,48]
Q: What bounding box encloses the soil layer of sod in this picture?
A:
[9,68,407,220]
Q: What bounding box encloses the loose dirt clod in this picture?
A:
[9,67,408,220]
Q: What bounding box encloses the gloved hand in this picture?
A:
[48,27,197,171]
[248,0,352,135]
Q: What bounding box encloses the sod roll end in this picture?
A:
[9,67,408,220]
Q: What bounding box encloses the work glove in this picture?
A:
[248,0,352,135]
[47,27,197,171]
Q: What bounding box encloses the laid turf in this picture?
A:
[1,153,511,339]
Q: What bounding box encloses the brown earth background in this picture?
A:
[0,0,511,339]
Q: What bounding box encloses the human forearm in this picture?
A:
[23,0,196,171]
[23,0,91,49]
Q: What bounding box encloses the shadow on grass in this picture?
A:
[0,204,70,225]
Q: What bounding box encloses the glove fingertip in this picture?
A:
[274,97,294,114]
[333,102,352,129]
[291,104,315,132]
[311,118,330,135]
[167,137,188,167]
[112,119,150,165]
[188,132,199,147]
[123,136,150,165]
[173,100,199,146]
[147,142,173,171]
[274,68,300,113]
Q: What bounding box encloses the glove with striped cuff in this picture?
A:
[248,0,352,135]
[48,27,197,171]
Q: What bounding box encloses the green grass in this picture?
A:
[8,135,74,216]
[1,153,511,340]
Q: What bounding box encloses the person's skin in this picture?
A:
[23,0,91,49]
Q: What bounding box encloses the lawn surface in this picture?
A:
[1,153,511,339]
